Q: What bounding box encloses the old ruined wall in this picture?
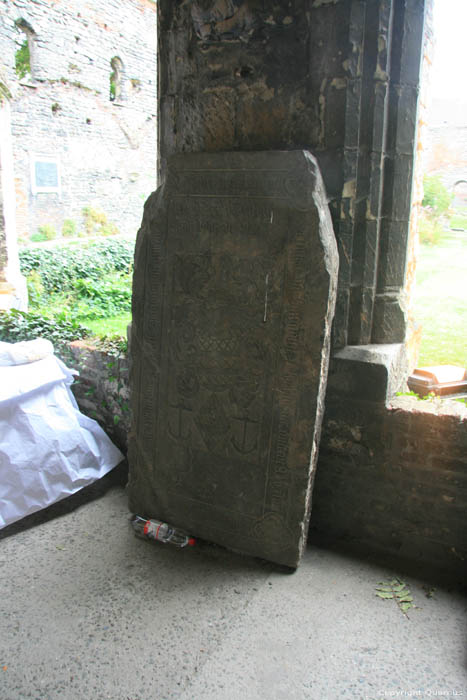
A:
[0,0,157,239]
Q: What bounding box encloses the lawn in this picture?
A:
[85,312,131,337]
[413,228,467,368]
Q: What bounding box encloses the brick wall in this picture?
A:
[311,394,467,577]
[66,340,130,454]
[0,0,157,239]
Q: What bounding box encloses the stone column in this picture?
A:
[157,0,428,363]
[0,83,27,312]
[372,0,427,345]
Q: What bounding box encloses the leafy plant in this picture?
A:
[70,276,131,319]
[375,579,414,617]
[15,39,30,80]
[100,221,119,236]
[82,207,119,237]
[62,219,77,238]
[30,231,49,243]
[94,334,128,356]
[26,269,44,306]
[418,209,444,246]
[37,224,57,241]
[82,206,106,235]
[0,309,89,347]
[422,175,453,216]
[19,238,134,293]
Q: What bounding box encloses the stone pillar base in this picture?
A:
[326,343,409,404]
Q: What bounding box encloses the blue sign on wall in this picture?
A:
[34,160,59,189]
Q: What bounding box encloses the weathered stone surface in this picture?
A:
[128,150,338,567]
[158,0,428,351]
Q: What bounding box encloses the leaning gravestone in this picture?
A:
[128,151,338,568]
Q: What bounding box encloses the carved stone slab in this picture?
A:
[128,151,338,568]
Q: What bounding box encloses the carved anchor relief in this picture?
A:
[231,415,258,455]
[168,402,192,441]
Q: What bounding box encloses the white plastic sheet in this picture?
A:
[0,343,123,529]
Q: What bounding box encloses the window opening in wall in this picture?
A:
[110,56,123,101]
[14,18,35,80]
[413,0,467,376]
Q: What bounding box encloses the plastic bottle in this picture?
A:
[131,515,196,548]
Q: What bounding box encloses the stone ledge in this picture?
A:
[327,343,408,403]
[389,394,467,419]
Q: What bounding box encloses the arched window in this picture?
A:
[110,56,124,102]
[14,18,35,80]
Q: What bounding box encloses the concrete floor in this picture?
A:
[1,480,466,700]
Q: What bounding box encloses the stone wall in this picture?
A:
[0,0,157,240]
[67,340,130,454]
[311,394,467,577]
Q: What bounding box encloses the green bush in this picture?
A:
[0,309,89,347]
[62,219,77,238]
[418,211,443,246]
[30,231,49,243]
[37,224,57,241]
[82,207,119,237]
[422,175,453,216]
[70,276,131,319]
[26,269,45,306]
[100,221,119,236]
[16,238,134,344]
[19,238,134,293]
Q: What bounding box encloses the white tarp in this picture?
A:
[0,340,123,529]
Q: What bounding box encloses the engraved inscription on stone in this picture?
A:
[128,151,338,568]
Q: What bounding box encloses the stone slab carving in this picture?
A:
[128,151,338,568]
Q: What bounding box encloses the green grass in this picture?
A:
[449,211,467,230]
[414,229,467,367]
[84,313,131,337]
